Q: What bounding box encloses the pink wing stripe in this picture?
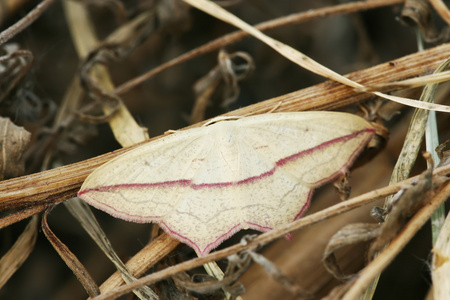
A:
[78,128,374,195]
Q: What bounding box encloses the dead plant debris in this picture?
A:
[0,1,449,300]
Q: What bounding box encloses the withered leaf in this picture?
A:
[0,117,31,180]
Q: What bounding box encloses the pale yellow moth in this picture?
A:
[78,112,375,255]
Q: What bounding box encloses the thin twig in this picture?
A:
[115,0,405,95]
[0,0,55,46]
[429,0,450,25]
[343,181,450,300]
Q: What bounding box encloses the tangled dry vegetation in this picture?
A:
[0,0,450,299]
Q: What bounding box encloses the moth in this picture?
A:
[78,112,375,255]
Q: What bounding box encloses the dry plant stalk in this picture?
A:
[343,181,450,300]
[0,215,37,289]
[432,201,450,300]
[0,0,449,299]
